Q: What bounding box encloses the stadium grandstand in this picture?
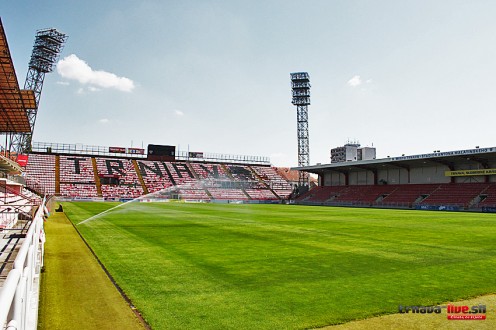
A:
[24,142,294,202]
[0,18,48,330]
[295,146,496,212]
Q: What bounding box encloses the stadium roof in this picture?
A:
[295,147,496,175]
[0,18,34,133]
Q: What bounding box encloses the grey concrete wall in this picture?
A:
[324,172,345,186]
[321,162,496,186]
[348,171,374,185]
[409,165,450,184]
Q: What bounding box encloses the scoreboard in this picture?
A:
[147,144,176,161]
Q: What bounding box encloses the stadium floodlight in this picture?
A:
[11,28,67,154]
[291,72,310,187]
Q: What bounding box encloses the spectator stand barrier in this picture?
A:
[0,197,46,330]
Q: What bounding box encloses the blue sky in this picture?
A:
[2,1,496,166]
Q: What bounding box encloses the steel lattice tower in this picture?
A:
[11,28,67,154]
[291,72,310,187]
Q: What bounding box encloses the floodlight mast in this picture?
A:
[11,28,67,154]
[290,72,310,187]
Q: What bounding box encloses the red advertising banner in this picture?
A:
[109,147,126,153]
[16,154,29,167]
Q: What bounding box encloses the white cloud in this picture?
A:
[174,109,184,116]
[57,54,135,92]
[88,86,102,92]
[98,118,109,124]
[56,81,70,86]
[347,75,362,87]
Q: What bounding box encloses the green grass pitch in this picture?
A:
[62,202,496,329]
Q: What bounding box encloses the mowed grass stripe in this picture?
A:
[39,211,144,329]
[63,202,496,329]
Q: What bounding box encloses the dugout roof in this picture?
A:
[295,147,496,175]
[0,18,34,133]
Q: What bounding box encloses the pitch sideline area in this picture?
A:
[38,211,145,329]
[60,202,496,329]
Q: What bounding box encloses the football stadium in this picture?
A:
[1,5,496,330]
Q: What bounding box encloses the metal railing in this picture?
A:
[32,142,146,158]
[176,150,270,165]
[0,198,46,330]
[31,142,271,165]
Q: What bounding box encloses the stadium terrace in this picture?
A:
[23,141,295,202]
[294,147,496,212]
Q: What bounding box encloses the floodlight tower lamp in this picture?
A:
[290,72,310,187]
[11,28,67,154]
